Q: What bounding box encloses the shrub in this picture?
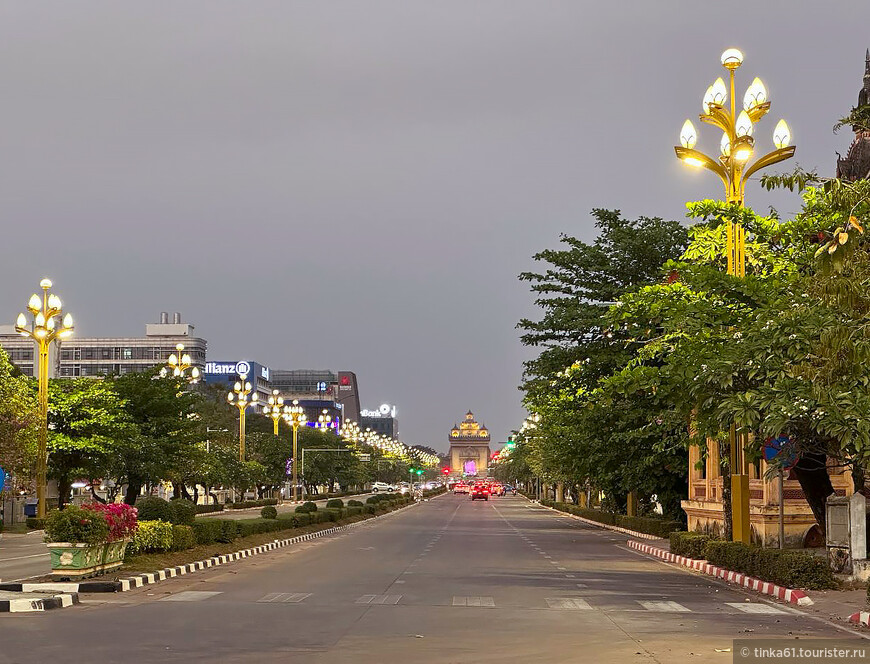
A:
[363,505,376,515]
[216,520,239,543]
[670,532,713,560]
[702,540,837,590]
[169,498,196,526]
[326,499,344,509]
[346,506,363,517]
[192,520,222,545]
[347,499,364,507]
[128,520,174,554]
[84,502,138,541]
[227,498,279,510]
[260,505,278,519]
[238,519,282,537]
[26,517,46,530]
[44,506,109,545]
[291,513,312,527]
[195,503,223,514]
[135,496,173,522]
[171,524,196,551]
[295,501,318,513]
[321,509,341,522]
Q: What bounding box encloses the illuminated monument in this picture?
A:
[448,411,491,477]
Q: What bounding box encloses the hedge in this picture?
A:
[195,504,223,514]
[227,498,278,510]
[260,505,278,519]
[670,532,714,560]
[192,519,223,545]
[26,517,46,530]
[295,501,318,513]
[217,520,239,543]
[128,520,174,553]
[703,540,837,590]
[545,502,683,538]
[169,499,197,525]
[326,499,344,509]
[135,496,173,522]
[171,525,196,551]
[347,500,364,507]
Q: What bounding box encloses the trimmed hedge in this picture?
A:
[129,520,174,554]
[346,506,363,517]
[26,517,46,530]
[217,520,239,543]
[295,501,318,513]
[169,498,197,525]
[670,532,714,560]
[171,525,196,551]
[135,496,173,522]
[192,519,222,545]
[195,504,223,514]
[326,499,344,509]
[260,505,278,519]
[546,501,683,538]
[703,540,837,590]
[347,499,364,507]
[227,498,278,510]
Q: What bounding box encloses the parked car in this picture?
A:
[371,482,396,492]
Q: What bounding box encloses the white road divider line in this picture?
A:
[638,600,691,613]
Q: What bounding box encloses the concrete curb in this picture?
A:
[0,592,79,613]
[526,497,661,541]
[849,612,870,627]
[0,500,422,596]
[627,539,814,606]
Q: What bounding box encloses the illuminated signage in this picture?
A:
[204,361,269,379]
[361,404,396,418]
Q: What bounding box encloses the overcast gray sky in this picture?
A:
[0,2,867,453]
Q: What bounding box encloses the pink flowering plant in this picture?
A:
[83,502,138,541]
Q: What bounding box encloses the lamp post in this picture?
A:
[15,278,74,519]
[160,343,201,382]
[316,409,332,432]
[283,400,307,503]
[227,373,257,461]
[674,48,795,544]
[262,389,284,436]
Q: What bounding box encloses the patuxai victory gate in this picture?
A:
[448,411,491,477]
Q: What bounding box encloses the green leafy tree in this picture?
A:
[0,348,38,491]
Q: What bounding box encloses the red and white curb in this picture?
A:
[627,540,813,606]
[527,498,661,541]
[849,612,870,627]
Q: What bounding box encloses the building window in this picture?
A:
[123,348,132,360]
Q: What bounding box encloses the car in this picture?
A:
[453,483,469,494]
[470,484,489,501]
[490,483,504,496]
[502,485,517,495]
[371,482,395,492]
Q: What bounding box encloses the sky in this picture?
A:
[0,2,868,453]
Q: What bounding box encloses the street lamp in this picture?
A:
[316,409,332,431]
[160,343,200,382]
[15,278,74,519]
[673,48,795,544]
[227,373,258,461]
[283,400,307,503]
[262,389,284,436]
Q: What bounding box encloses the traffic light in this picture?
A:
[442,467,450,475]
[416,469,424,476]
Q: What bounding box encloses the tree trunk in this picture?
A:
[57,476,72,510]
[793,451,834,535]
[124,480,143,505]
[852,462,867,497]
[720,439,732,541]
[89,486,107,504]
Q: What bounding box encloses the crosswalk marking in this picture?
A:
[452,596,495,607]
[546,597,592,610]
[638,600,691,613]
[356,594,402,605]
[726,602,787,615]
[257,592,311,603]
[160,591,222,602]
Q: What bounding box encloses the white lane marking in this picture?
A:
[452,596,495,607]
[546,597,592,610]
[565,574,575,578]
[356,594,402,605]
[161,591,223,602]
[257,592,312,603]
[726,603,787,614]
[638,600,691,613]
[556,567,568,571]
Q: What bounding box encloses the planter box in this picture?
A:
[48,539,130,579]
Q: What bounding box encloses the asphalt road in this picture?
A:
[0,492,385,582]
[0,494,863,663]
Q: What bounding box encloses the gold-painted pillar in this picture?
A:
[627,491,638,517]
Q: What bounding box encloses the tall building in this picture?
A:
[836,49,870,181]
[202,360,273,403]
[360,403,399,439]
[448,411,491,477]
[0,312,206,378]
[269,368,361,427]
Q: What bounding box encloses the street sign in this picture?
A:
[764,435,797,470]
[359,454,371,462]
[0,466,5,493]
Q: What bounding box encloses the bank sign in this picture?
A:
[205,361,269,380]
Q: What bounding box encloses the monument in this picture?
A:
[448,411,491,477]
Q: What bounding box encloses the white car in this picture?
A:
[371,482,396,493]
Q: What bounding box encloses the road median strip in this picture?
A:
[526,496,661,540]
[0,498,423,608]
[626,539,814,606]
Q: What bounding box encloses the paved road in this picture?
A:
[0,492,387,582]
[0,495,863,663]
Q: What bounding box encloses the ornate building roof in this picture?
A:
[449,410,490,443]
[836,49,870,182]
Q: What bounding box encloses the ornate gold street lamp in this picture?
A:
[15,278,74,518]
[160,343,200,382]
[316,409,333,431]
[262,389,284,436]
[227,373,258,461]
[674,48,795,544]
[283,400,307,503]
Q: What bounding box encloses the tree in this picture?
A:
[0,348,37,491]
